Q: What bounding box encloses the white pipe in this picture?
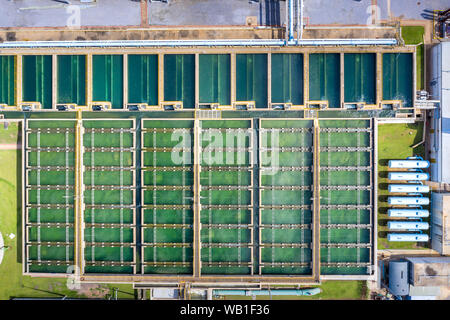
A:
[285,0,289,42]
[296,0,300,42]
[0,39,398,48]
[300,0,304,39]
[289,0,294,41]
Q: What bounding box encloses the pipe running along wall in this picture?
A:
[0,39,397,49]
[213,288,321,296]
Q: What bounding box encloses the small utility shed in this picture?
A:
[407,285,441,300]
[429,42,450,183]
[407,256,450,287]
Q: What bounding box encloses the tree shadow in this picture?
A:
[11,285,67,299]
[379,182,389,191]
[378,170,389,179]
[378,231,388,238]
[378,195,389,203]
[378,218,389,227]
[378,158,390,166]
[378,205,388,215]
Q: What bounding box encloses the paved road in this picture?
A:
[378,0,450,21]
[148,0,285,26]
[0,0,448,28]
[304,0,449,25]
[0,0,140,28]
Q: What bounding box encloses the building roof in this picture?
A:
[407,295,437,300]
[152,288,178,299]
[408,285,441,297]
[441,42,450,183]
[407,256,450,287]
[389,261,409,296]
[407,256,450,264]
[431,193,450,255]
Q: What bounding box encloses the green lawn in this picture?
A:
[0,122,20,144]
[377,122,428,250]
[0,122,135,300]
[220,280,367,300]
[401,26,424,90]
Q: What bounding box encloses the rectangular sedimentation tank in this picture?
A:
[19,115,377,284]
[1,47,415,111]
[3,40,418,284]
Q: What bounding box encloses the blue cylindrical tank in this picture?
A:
[388,160,430,169]
[388,197,429,205]
[388,184,430,193]
[388,172,429,181]
[388,209,429,218]
[388,221,429,230]
[387,233,429,242]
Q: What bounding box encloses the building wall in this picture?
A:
[430,42,450,184]
[442,42,450,184]
[429,43,442,182]
[431,193,444,255]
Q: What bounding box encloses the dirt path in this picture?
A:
[0,143,21,150]
[0,232,4,266]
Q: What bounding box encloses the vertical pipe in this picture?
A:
[413,47,417,109]
[300,0,304,39]
[52,54,57,109]
[289,0,294,41]
[340,52,345,108]
[376,52,382,108]
[158,53,164,106]
[231,53,236,106]
[195,53,199,108]
[123,53,128,109]
[304,52,309,106]
[296,0,300,42]
[285,0,289,42]
[87,54,92,107]
[16,55,23,106]
[267,52,272,108]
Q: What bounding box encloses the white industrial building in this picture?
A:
[429,42,450,183]
[431,193,450,255]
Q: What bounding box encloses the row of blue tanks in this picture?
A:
[386,157,430,242]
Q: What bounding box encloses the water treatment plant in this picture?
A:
[0,0,449,303]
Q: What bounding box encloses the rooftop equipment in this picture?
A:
[388,209,429,218]
[387,233,429,242]
[388,172,429,181]
[388,221,429,231]
[388,184,430,193]
[388,197,429,205]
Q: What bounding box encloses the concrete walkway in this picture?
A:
[378,249,440,257]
